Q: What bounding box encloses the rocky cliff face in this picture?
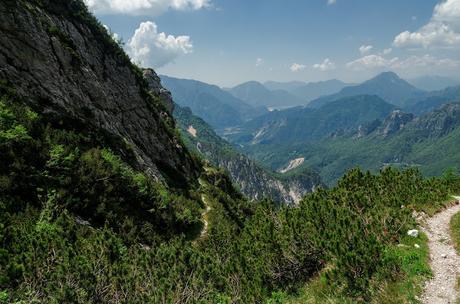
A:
[377,110,415,137]
[0,0,198,187]
[143,68,174,115]
[411,103,460,137]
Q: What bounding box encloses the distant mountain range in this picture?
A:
[265,79,350,102]
[173,105,322,204]
[263,80,307,92]
[236,102,460,185]
[226,95,396,145]
[227,81,305,108]
[408,75,460,92]
[405,85,460,115]
[160,75,267,129]
[164,71,460,188]
[162,72,460,132]
[308,72,425,108]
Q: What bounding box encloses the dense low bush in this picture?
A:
[296,168,451,299]
[1,81,459,302]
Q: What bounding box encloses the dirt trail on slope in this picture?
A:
[421,197,460,304]
[199,195,211,239]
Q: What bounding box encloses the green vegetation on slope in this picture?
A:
[241,103,460,186]
[451,212,460,254]
[2,87,459,302]
[0,87,317,302]
[174,105,322,204]
[2,1,460,303]
[286,234,431,304]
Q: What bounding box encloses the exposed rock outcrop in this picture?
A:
[0,0,198,186]
[412,103,460,137]
[378,110,415,137]
[173,106,322,204]
[143,68,174,114]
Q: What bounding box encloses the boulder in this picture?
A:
[407,229,419,237]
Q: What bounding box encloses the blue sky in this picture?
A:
[90,0,460,87]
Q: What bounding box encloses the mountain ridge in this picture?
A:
[228,80,306,108]
[227,94,396,146]
[160,75,266,129]
[308,72,424,108]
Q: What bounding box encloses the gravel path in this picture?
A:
[421,196,460,304]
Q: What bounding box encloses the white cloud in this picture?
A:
[346,55,398,70]
[127,21,193,68]
[391,54,460,69]
[346,53,460,72]
[103,24,120,41]
[327,0,337,5]
[359,45,373,55]
[256,58,264,66]
[393,0,460,48]
[290,63,307,72]
[313,58,336,71]
[84,0,211,15]
[382,48,392,55]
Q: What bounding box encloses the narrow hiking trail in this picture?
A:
[199,194,211,239]
[421,196,460,304]
[197,175,212,240]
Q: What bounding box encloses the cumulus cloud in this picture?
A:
[346,55,398,70]
[290,63,307,72]
[255,58,264,66]
[346,54,460,72]
[391,54,460,69]
[127,21,193,68]
[393,0,460,48]
[313,58,336,71]
[84,0,211,15]
[103,24,120,41]
[359,45,373,55]
[382,48,392,55]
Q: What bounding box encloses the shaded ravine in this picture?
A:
[421,197,460,304]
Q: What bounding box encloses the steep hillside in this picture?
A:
[309,72,424,108]
[160,75,266,129]
[2,1,460,304]
[0,1,324,302]
[229,80,305,108]
[0,0,199,187]
[174,105,322,204]
[228,95,395,145]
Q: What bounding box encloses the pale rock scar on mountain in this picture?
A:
[187,125,198,137]
[279,158,305,174]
